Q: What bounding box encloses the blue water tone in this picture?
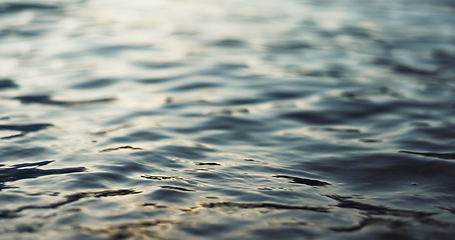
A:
[1,0,455,239]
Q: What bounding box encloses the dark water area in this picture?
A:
[1,0,455,239]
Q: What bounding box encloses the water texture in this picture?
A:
[0,0,455,239]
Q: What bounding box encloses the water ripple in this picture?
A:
[1,0,454,239]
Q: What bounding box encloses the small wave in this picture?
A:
[0,163,86,188]
[200,202,329,213]
[273,175,330,187]
[77,219,179,239]
[0,79,18,90]
[0,2,60,14]
[0,189,141,218]
[141,175,184,181]
[0,123,52,139]
[14,95,115,106]
[160,186,195,192]
[328,195,435,218]
[399,151,455,160]
[100,145,144,153]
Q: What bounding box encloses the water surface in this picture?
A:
[1,0,455,239]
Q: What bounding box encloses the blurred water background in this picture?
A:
[1,0,455,239]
